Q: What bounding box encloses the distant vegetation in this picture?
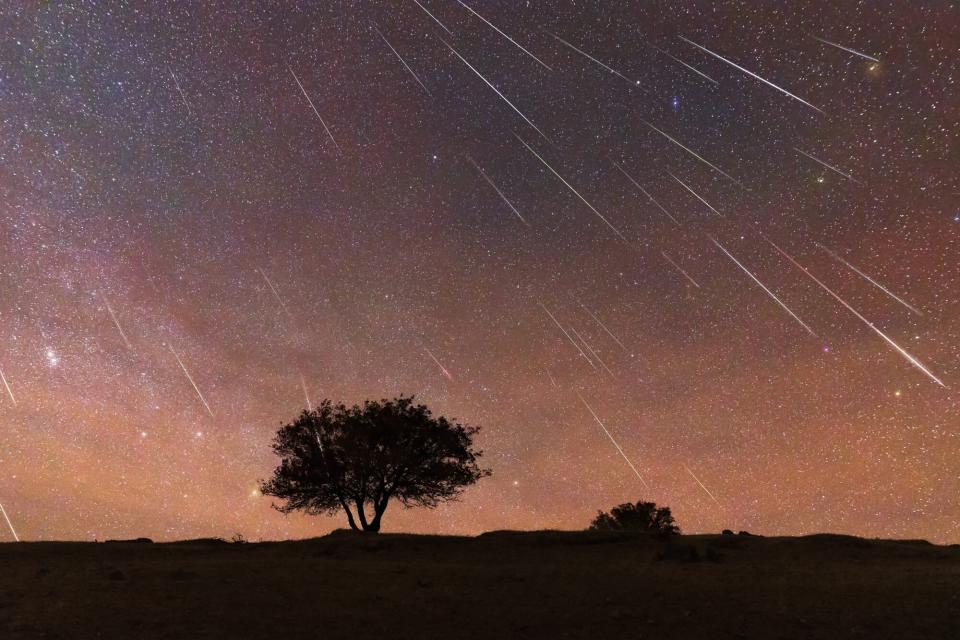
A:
[260,395,490,533]
[589,500,679,536]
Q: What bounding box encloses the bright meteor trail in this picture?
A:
[711,236,818,338]
[667,171,724,217]
[661,251,702,289]
[515,134,630,244]
[538,301,596,369]
[817,244,923,316]
[612,161,681,226]
[793,147,862,184]
[374,25,432,97]
[766,238,946,388]
[0,366,15,406]
[456,1,552,71]
[442,38,551,143]
[100,292,133,350]
[288,65,341,152]
[0,502,19,542]
[680,36,825,114]
[642,120,743,188]
[168,344,215,417]
[545,31,638,87]
[412,0,452,34]
[576,391,649,489]
[810,35,879,62]
[466,154,529,226]
[683,463,721,506]
[423,346,454,381]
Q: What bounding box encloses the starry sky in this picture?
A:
[0,1,957,543]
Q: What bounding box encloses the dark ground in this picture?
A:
[2,530,957,639]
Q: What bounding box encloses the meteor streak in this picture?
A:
[667,171,724,217]
[168,344,215,417]
[570,326,615,377]
[766,238,946,388]
[300,373,312,411]
[0,365,16,406]
[793,147,862,184]
[257,268,293,319]
[576,300,628,351]
[810,35,879,62]
[545,31,637,86]
[466,154,529,225]
[515,134,630,243]
[661,251,702,288]
[0,502,19,542]
[413,0,452,34]
[168,68,192,116]
[456,1,552,71]
[710,236,818,337]
[818,244,923,316]
[373,25,432,97]
[423,346,454,381]
[611,161,681,226]
[538,301,596,369]
[288,65,341,152]
[683,463,720,506]
[642,120,743,188]
[649,45,718,85]
[441,39,551,142]
[576,392,649,489]
[100,292,133,350]
[680,37,825,114]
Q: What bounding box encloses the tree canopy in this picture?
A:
[589,500,679,536]
[260,395,490,532]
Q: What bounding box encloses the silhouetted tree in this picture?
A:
[589,500,679,536]
[260,396,490,533]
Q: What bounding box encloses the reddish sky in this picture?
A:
[0,1,957,543]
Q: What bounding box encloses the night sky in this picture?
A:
[0,1,957,543]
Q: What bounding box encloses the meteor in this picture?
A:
[299,373,312,410]
[288,65,341,152]
[576,391,649,489]
[538,301,597,369]
[818,244,923,316]
[413,0,452,34]
[0,502,19,542]
[641,120,743,188]
[545,31,637,87]
[100,292,133,350]
[575,300,628,352]
[611,161,681,226]
[168,68,192,116]
[373,25,432,97]
[441,38,551,142]
[661,251,702,288]
[466,154,529,226]
[455,1,552,71]
[0,365,17,406]
[667,171,724,217]
[766,238,946,388]
[810,35,879,62]
[514,134,631,243]
[423,346,454,381]
[680,37,825,114]
[649,45,718,85]
[168,344,215,417]
[793,147,862,184]
[683,463,720,506]
[257,268,293,320]
[570,326,615,377]
[710,236,818,338]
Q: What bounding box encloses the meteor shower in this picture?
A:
[0,2,957,638]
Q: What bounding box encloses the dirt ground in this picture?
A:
[1,530,957,639]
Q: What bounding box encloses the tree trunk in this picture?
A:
[337,496,359,531]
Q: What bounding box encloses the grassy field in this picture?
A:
[1,530,957,639]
